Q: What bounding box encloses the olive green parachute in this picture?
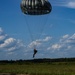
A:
[20,0,52,15]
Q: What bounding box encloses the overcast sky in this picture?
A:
[0,0,75,60]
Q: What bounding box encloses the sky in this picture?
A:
[0,0,75,60]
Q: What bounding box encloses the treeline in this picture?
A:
[0,58,75,64]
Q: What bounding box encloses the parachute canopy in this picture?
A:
[20,0,52,15]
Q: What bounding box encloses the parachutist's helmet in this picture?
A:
[20,0,52,15]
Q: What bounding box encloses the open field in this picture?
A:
[0,58,75,75]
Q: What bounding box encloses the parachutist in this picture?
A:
[33,48,37,58]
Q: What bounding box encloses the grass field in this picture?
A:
[0,61,75,75]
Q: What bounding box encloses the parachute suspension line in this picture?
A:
[37,14,49,40]
[24,15,34,42]
[24,14,49,49]
[33,14,49,49]
[24,15,39,49]
[33,15,49,49]
[25,16,38,49]
[24,16,36,49]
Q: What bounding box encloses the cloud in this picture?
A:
[1,27,75,59]
[48,33,75,51]
[65,1,75,8]
[60,34,69,42]
[0,38,16,48]
[0,27,25,52]
[0,28,3,35]
[43,36,52,42]
[62,34,69,39]
[0,35,7,41]
[47,44,62,50]
[52,0,75,9]
[28,36,52,48]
